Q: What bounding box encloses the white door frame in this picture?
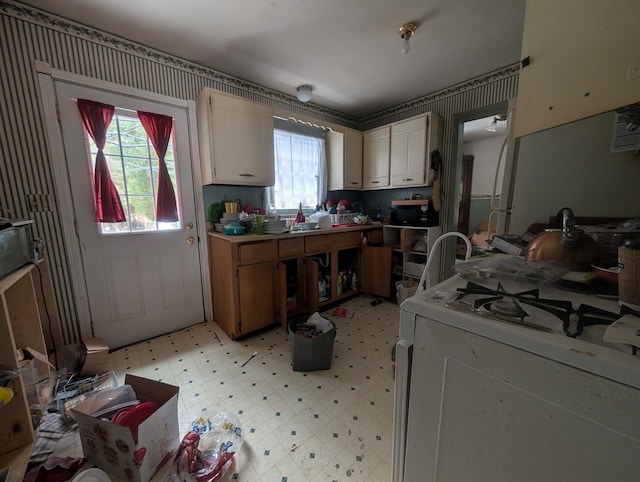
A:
[35,61,212,339]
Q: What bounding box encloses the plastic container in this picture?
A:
[288,317,336,371]
[396,280,417,305]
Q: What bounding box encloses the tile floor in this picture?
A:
[109,295,400,482]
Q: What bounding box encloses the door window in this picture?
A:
[85,109,180,234]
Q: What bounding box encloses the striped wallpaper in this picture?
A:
[0,0,519,344]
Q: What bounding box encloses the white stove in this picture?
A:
[392,273,640,482]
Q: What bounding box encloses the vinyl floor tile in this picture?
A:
[108,294,399,481]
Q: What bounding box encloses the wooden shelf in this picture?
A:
[0,263,52,473]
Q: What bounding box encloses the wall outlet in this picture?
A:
[628,58,640,81]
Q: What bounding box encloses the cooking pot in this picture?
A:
[524,207,600,271]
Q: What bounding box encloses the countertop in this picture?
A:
[207,223,385,243]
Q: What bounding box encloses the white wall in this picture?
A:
[509,111,640,234]
[463,135,507,196]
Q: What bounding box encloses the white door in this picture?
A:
[55,81,204,349]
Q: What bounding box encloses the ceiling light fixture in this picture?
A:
[399,23,417,54]
[296,84,313,103]
[485,114,508,133]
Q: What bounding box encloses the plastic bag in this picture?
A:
[454,255,569,285]
[172,411,243,482]
[306,312,333,333]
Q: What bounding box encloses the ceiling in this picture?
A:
[464,115,508,142]
[20,0,527,119]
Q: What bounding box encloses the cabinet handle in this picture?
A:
[403,178,414,182]
[239,173,255,177]
[371,180,380,184]
[350,181,358,185]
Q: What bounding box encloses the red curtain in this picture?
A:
[77,99,126,223]
[138,111,178,222]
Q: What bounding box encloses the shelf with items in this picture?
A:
[383,225,442,294]
[0,264,52,463]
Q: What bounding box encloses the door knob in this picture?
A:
[186,222,194,229]
[186,236,195,245]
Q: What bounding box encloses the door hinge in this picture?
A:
[55,103,61,123]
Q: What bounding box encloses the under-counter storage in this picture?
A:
[208,227,392,339]
[209,236,277,339]
[384,225,441,297]
[197,88,275,186]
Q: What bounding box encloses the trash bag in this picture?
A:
[172,411,243,482]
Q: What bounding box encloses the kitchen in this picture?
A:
[1,0,640,480]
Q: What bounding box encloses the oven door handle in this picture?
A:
[392,339,413,482]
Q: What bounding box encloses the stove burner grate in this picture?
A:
[457,281,574,323]
[453,281,640,355]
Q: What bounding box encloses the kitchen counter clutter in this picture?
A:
[208,224,392,339]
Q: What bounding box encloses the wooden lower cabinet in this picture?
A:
[209,236,276,339]
[209,227,392,339]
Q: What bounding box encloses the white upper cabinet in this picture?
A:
[390,113,441,187]
[515,0,640,137]
[197,88,275,186]
[328,128,363,190]
[363,125,390,189]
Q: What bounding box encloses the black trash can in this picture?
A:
[288,317,336,371]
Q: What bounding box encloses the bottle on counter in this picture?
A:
[375,205,382,222]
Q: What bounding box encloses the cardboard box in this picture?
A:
[80,337,110,376]
[59,337,110,376]
[72,374,180,482]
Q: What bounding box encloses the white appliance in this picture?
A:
[392,273,640,482]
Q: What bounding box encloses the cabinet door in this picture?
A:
[328,128,362,190]
[360,244,392,298]
[344,128,363,189]
[238,261,275,335]
[198,89,274,185]
[305,257,320,314]
[277,257,306,328]
[363,126,390,188]
[390,116,427,187]
[514,0,640,137]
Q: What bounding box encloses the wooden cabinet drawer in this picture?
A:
[305,235,333,254]
[279,238,304,258]
[332,231,361,249]
[238,241,276,265]
[305,231,361,253]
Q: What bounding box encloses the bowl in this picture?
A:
[591,264,620,285]
[298,222,318,230]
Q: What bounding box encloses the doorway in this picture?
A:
[442,100,518,274]
[50,78,206,349]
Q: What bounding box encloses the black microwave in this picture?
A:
[0,218,35,279]
[390,199,439,227]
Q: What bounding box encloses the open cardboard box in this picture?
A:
[72,374,179,482]
[59,337,110,377]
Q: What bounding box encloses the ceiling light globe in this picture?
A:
[402,38,411,54]
[296,85,313,102]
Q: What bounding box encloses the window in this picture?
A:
[267,119,327,213]
[85,110,180,234]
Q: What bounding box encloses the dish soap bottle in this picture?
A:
[294,202,306,224]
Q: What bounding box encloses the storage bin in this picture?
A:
[288,317,336,371]
[396,280,417,305]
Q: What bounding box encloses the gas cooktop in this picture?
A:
[409,275,639,357]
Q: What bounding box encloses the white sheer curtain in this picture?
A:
[270,128,327,210]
